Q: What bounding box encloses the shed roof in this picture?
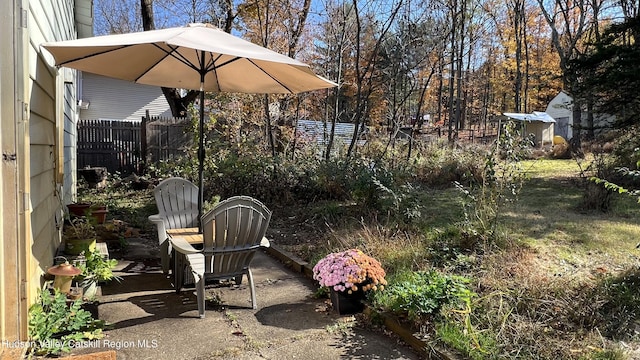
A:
[503,111,556,123]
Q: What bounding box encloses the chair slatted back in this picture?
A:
[154,177,199,230]
[201,196,271,277]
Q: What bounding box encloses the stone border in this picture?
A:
[263,244,458,360]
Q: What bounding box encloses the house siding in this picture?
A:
[0,0,83,342]
[80,73,172,121]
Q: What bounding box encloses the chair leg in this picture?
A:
[174,253,183,293]
[160,240,170,274]
[196,275,206,318]
[247,269,256,310]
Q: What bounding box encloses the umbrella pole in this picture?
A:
[198,80,205,233]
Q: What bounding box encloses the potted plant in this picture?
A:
[312,249,387,314]
[74,249,119,300]
[67,203,109,224]
[63,217,97,255]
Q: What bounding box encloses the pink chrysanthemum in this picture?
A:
[312,249,387,293]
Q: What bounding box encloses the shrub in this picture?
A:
[374,270,474,323]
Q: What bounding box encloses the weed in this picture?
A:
[314,286,330,299]
[206,290,224,308]
[455,121,528,246]
[594,269,640,340]
[586,348,627,360]
[225,311,238,324]
[325,318,356,335]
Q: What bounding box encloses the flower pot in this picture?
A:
[78,277,98,300]
[64,237,97,255]
[67,203,92,217]
[330,288,365,315]
[90,209,108,224]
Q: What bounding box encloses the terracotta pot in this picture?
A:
[91,209,108,224]
[67,203,92,217]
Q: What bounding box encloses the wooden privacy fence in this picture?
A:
[77,114,191,175]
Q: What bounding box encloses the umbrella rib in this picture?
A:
[56,45,133,66]
[246,59,294,93]
[136,43,205,81]
[206,53,222,91]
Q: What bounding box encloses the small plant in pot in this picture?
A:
[64,216,97,255]
[74,249,120,300]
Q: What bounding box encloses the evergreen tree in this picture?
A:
[571,16,640,128]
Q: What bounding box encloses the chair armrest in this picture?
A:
[260,237,270,248]
[148,214,168,245]
[170,237,201,255]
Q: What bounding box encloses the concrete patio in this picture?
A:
[66,243,423,360]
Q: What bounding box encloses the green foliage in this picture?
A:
[313,286,330,299]
[66,216,97,240]
[350,159,395,209]
[374,270,475,322]
[578,152,620,212]
[76,249,119,283]
[28,286,105,356]
[77,175,157,231]
[571,15,640,128]
[584,348,627,360]
[455,122,528,243]
[585,137,640,208]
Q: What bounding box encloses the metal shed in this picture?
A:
[503,111,556,148]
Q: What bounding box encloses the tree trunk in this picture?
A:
[141,0,198,117]
[141,0,154,30]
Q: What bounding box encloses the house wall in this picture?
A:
[80,73,172,121]
[0,0,84,342]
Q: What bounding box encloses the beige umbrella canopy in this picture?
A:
[42,23,335,93]
[42,23,337,224]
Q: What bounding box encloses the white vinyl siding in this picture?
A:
[28,0,79,310]
[80,73,172,121]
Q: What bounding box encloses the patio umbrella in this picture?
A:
[42,23,337,225]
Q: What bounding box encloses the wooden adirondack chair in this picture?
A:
[170,196,272,318]
[148,177,199,274]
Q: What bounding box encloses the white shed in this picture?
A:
[503,111,556,148]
